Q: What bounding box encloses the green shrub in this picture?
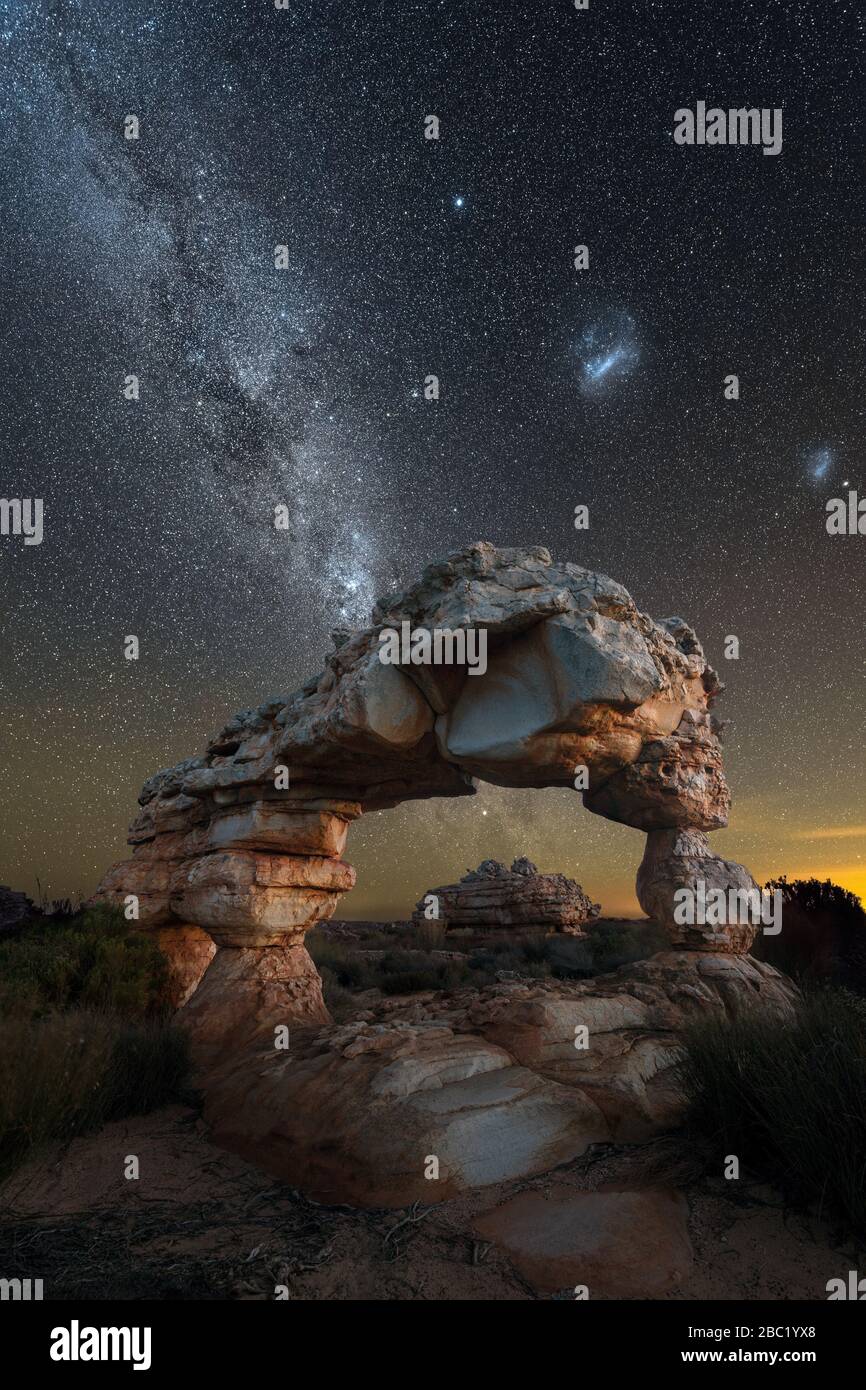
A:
[544,936,594,978]
[317,966,358,1021]
[309,918,664,999]
[103,1019,190,1117]
[306,935,370,988]
[676,988,866,1239]
[380,968,447,995]
[378,949,462,995]
[587,919,668,972]
[0,905,170,1020]
[407,919,447,952]
[513,933,549,964]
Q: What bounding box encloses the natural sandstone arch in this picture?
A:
[93,542,760,1054]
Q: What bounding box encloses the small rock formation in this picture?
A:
[0,886,34,935]
[637,828,760,953]
[412,858,600,935]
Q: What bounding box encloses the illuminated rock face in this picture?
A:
[92,542,753,1036]
[636,829,761,953]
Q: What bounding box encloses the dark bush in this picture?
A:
[753,878,866,993]
[676,988,866,1239]
[587,918,668,971]
[309,916,663,1000]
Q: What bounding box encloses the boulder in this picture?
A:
[437,611,666,772]
[477,950,797,1136]
[585,712,730,831]
[197,1024,609,1207]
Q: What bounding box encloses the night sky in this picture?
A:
[1,0,864,917]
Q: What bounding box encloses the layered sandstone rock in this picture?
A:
[148,924,217,1009]
[169,849,355,947]
[198,1020,610,1207]
[194,951,796,1207]
[182,942,329,1058]
[91,542,759,1051]
[474,950,796,1135]
[412,858,599,935]
[636,828,760,953]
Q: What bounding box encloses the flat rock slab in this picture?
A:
[474,1187,693,1297]
[198,1031,611,1208]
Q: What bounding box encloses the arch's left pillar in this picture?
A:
[93,799,359,1061]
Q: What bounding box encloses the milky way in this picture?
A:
[1,0,865,914]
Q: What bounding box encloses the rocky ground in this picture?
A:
[0,1103,855,1301]
[0,922,855,1302]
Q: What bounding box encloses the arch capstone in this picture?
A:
[93,541,759,1043]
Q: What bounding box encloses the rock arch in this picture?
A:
[94,542,762,1054]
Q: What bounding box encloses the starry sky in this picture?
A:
[1,0,864,917]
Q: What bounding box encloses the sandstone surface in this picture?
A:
[474,1187,694,1296]
[197,1022,609,1207]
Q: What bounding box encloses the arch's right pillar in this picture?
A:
[636,828,759,953]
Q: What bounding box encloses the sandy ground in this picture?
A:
[0,1104,858,1301]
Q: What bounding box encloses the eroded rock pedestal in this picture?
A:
[637,828,761,953]
[90,542,786,1205]
[412,858,600,936]
[95,796,361,1042]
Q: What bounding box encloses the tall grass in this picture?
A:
[0,906,190,1181]
[0,1012,190,1182]
[676,988,866,1238]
